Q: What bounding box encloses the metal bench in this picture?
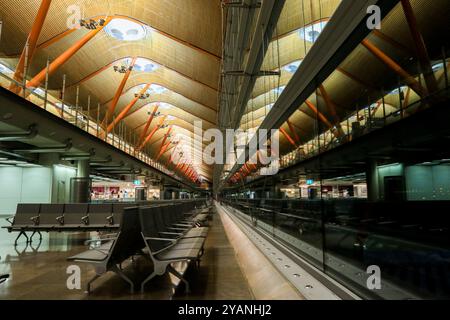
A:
[88,204,115,229]
[139,205,206,293]
[67,207,144,294]
[160,205,209,238]
[60,204,89,230]
[3,204,41,245]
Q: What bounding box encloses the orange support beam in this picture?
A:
[159,126,173,153]
[10,0,52,93]
[280,127,298,148]
[136,104,159,147]
[400,0,438,95]
[361,39,426,97]
[287,120,301,144]
[138,115,167,152]
[318,85,346,138]
[25,17,112,91]
[106,83,151,135]
[305,100,334,129]
[157,141,171,161]
[104,57,137,126]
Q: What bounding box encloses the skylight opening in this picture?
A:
[284,60,302,74]
[0,63,14,74]
[432,62,444,71]
[298,21,328,43]
[124,57,159,72]
[105,18,148,41]
[272,86,286,95]
[149,84,168,95]
[389,85,408,95]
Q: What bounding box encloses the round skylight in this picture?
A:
[105,18,148,41]
[284,60,302,74]
[272,86,286,95]
[149,84,168,95]
[298,21,328,43]
[124,58,159,72]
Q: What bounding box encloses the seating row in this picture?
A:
[67,202,211,293]
[3,203,131,245]
[3,199,211,246]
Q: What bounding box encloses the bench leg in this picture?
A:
[111,265,134,294]
[140,271,157,293]
[14,231,28,246]
[30,231,42,243]
[167,264,190,294]
[86,274,101,294]
[140,263,166,293]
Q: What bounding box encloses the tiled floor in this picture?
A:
[0,213,254,300]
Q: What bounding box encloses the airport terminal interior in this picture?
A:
[0,0,449,301]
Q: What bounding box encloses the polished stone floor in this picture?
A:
[0,213,254,300]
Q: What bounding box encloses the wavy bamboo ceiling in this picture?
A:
[0,0,222,181]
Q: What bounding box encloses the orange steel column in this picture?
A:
[106,83,151,135]
[10,0,52,92]
[280,127,298,148]
[318,85,346,138]
[136,104,159,147]
[25,17,112,91]
[157,141,172,161]
[159,126,173,152]
[400,0,438,95]
[287,120,300,144]
[138,116,167,151]
[361,39,426,97]
[156,126,173,160]
[104,57,138,126]
[305,100,334,129]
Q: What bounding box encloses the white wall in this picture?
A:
[0,166,52,215]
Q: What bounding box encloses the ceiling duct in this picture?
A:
[14,139,72,153]
[0,124,38,141]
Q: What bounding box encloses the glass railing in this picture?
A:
[0,69,188,183]
[222,197,450,299]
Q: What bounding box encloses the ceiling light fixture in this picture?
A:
[80,18,106,30]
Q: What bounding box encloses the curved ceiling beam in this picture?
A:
[103,82,217,112]
[10,0,52,93]
[64,55,218,92]
[106,83,151,135]
[25,14,221,61]
[127,102,216,127]
[25,17,113,92]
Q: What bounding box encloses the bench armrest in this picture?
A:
[160,231,183,236]
[106,215,114,225]
[5,216,14,225]
[81,215,89,225]
[144,237,177,243]
[174,223,192,227]
[168,227,188,232]
[30,216,40,225]
[56,215,64,225]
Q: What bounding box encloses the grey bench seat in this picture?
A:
[158,206,208,238]
[67,207,144,293]
[139,205,206,293]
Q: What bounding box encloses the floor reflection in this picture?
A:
[0,214,253,300]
